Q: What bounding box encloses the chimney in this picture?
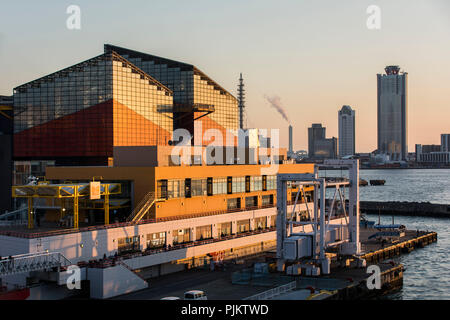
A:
[289,125,293,153]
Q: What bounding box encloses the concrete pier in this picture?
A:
[361,201,450,218]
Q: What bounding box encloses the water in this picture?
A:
[319,169,450,300]
[320,168,450,203]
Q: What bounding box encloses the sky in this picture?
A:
[0,0,449,152]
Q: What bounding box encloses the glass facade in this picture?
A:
[105,45,239,146]
[157,175,278,200]
[13,52,173,161]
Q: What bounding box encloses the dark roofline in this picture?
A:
[14,52,173,96]
[105,44,237,101]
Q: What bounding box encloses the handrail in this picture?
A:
[0,202,308,239]
[126,191,159,223]
[0,251,72,276]
[243,281,297,300]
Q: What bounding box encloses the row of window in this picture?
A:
[119,209,310,253]
[157,175,280,200]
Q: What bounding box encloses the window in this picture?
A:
[218,222,232,237]
[245,196,258,208]
[227,198,241,210]
[270,215,277,228]
[255,217,267,230]
[236,219,250,233]
[196,225,212,240]
[191,179,207,197]
[267,176,277,190]
[213,177,227,195]
[157,180,168,199]
[262,194,274,206]
[167,179,185,199]
[251,176,263,192]
[118,236,140,254]
[232,177,245,193]
[173,228,191,244]
[147,232,166,249]
[291,190,302,203]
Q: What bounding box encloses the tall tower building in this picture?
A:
[377,65,408,161]
[338,105,355,157]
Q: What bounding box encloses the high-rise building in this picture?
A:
[338,105,355,157]
[441,134,450,152]
[308,124,326,158]
[308,124,337,159]
[377,65,408,161]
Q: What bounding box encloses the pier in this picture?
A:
[361,201,450,218]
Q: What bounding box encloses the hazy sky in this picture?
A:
[1,0,449,152]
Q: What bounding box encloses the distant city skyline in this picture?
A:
[0,0,449,152]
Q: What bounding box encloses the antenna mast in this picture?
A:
[238,73,245,129]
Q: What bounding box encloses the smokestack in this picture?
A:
[289,125,293,153]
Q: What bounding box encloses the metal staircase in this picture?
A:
[126,191,164,223]
[0,252,72,277]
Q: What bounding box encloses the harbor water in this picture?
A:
[320,169,450,300]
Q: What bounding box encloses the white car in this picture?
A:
[184,290,208,300]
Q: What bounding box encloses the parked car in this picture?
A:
[184,290,207,300]
[160,296,181,300]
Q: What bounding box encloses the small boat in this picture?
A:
[370,179,386,186]
[359,179,368,186]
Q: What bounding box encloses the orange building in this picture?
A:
[46,162,314,222]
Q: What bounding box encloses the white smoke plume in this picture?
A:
[264,95,290,124]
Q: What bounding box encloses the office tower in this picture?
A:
[308,124,337,159]
[308,124,326,158]
[338,105,355,157]
[377,65,408,161]
[441,134,450,152]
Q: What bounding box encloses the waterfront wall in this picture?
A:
[360,201,450,218]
